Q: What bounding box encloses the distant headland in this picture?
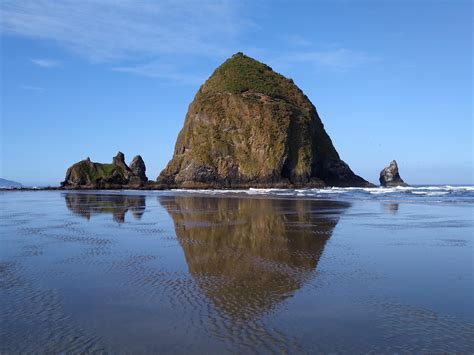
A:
[0,178,23,189]
[58,53,407,190]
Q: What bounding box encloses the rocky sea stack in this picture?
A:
[159,52,371,188]
[61,152,148,189]
[379,160,408,187]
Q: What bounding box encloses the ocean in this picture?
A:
[1,187,473,352]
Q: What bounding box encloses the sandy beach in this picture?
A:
[1,189,472,352]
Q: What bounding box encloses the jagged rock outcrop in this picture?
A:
[61,152,148,189]
[379,160,408,187]
[158,52,371,188]
[129,155,147,184]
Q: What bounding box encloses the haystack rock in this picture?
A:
[158,52,371,188]
[379,160,408,187]
[61,152,148,189]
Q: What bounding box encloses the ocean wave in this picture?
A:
[171,186,474,203]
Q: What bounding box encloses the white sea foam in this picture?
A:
[171,185,474,202]
[427,192,450,196]
[411,191,449,196]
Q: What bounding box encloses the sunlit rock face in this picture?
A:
[63,193,146,223]
[160,195,349,320]
[158,52,371,188]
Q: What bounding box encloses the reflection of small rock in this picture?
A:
[63,193,146,223]
[383,203,399,214]
[379,160,408,187]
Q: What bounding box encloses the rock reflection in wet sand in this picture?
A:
[382,202,399,214]
[2,192,472,353]
[64,193,146,223]
[159,196,349,321]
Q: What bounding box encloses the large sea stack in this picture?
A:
[159,53,371,188]
[61,152,148,189]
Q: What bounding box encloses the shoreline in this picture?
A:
[1,184,473,192]
[1,182,372,191]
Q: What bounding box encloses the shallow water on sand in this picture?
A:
[1,190,473,353]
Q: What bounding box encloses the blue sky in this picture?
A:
[1,0,472,186]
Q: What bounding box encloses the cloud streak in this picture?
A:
[1,1,378,81]
[111,61,206,85]
[1,0,246,62]
[31,58,61,67]
[271,48,380,71]
[20,85,45,92]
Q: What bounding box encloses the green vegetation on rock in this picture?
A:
[202,52,299,100]
[61,152,148,188]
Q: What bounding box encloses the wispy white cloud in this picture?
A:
[284,34,312,47]
[272,48,381,71]
[1,1,378,82]
[112,61,206,85]
[31,58,61,67]
[1,0,247,62]
[20,85,45,92]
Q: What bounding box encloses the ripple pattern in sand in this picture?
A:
[1,191,473,353]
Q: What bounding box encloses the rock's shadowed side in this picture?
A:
[129,155,148,184]
[379,160,408,187]
[158,52,371,188]
[61,152,148,189]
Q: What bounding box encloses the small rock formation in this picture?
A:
[112,152,129,173]
[129,155,147,184]
[379,160,408,187]
[158,52,372,188]
[61,152,148,189]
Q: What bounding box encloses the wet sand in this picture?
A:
[1,191,473,352]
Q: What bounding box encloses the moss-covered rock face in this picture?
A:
[159,52,371,188]
[61,152,148,189]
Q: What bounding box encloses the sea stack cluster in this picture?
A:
[61,152,148,189]
[61,53,408,189]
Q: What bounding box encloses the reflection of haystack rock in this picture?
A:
[160,196,349,320]
[64,193,146,223]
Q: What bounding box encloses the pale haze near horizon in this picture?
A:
[0,0,472,186]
